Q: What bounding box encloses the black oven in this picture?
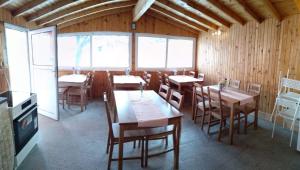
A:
[13,104,38,154]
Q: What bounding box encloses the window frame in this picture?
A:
[57,31,132,71]
[135,33,196,71]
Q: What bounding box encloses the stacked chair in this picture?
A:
[270,76,300,146]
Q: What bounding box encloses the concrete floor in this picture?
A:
[17,100,300,170]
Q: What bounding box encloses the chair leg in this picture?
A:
[201,111,206,130]
[138,140,141,148]
[244,114,248,134]
[217,119,223,141]
[141,139,144,167]
[207,113,212,135]
[106,133,110,154]
[133,140,136,148]
[194,108,198,123]
[145,138,149,167]
[108,139,114,170]
[272,114,278,138]
[165,136,168,149]
[237,113,240,134]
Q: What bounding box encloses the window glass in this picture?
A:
[167,39,194,68]
[137,36,167,68]
[92,35,130,68]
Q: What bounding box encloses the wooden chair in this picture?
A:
[188,71,195,77]
[228,79,241,89]
[158,84,170,100]
[168,90,184,110]
[157,71,164,85]
[164,73,170,87]
[103,92,146,169]
[67,76,89,111]
[87,72,95,99]
[58,87,68,109]
[193,83,210,128]
[198,73,205,81]
[238,83,261,134]
[145,73,152,89]
[207,87,240,141]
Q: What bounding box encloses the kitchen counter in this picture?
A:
[0,101,15,170]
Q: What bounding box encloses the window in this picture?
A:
[137,36,167,68]
[58,35,90,67]
[167,39,194,68]
[136,34,195,70]
[92,35,130,68]
[57,32,130,69]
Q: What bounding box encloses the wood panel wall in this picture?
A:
[197,14,300,115]
[58,11,199,99]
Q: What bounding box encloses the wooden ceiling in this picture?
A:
[1,0,299,33]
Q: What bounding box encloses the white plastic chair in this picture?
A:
[270,77,300,122]
[272,97,300,147]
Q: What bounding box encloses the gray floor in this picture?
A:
[18,100,300,170]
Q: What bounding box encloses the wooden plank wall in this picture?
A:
[58,11,198,99]
[0,8,36,92]
[197,14,300,114]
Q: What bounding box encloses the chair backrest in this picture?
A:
[146,73,151,86]
[103,92,114,137]
[157,71,164,84]
[198,73,205,81]
[168,90,184,110]
[159,84,170,99]
[281,78,300,91]
[194,83,206,107]
[247,83,261,94]
[228,79,240,89]
[189,71,195,77]
[207,87,223,114]
[276,97,300,118]
[164,73,170,86]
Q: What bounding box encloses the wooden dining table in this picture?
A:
[114,90,183,170]
[113,75,146,89]
[169,75,204,91]
[201,85,260,145]
[58,74,87,111]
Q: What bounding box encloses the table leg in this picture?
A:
[254,96,260,129]
[297,123,300,151]
[174,120,181,169]
[118,125,124,170]
[80,87,83,112]
[192,87,195,120]
[229,105,235,145]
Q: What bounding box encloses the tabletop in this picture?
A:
[58,74,87,83]
[113,75,145,85]
[114,90,183,125]
[169,75,203,84]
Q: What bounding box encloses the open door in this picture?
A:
[29,26,59,120]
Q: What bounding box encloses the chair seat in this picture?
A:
[68,87,85,95]
[237,103,256,114]
[278,109,300,121]
[197,100,210,109]
[211,106,232,119]
[158,91,168,100]
[59,87,68,94]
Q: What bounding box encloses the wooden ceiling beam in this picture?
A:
[294,0,300,11]
[156,0,218,30]
[26,0,82,22]
[147,10,199,35]
[0,0,12,7]
[133,0,155,22]
[54,2,136,27]
[58,6,133,29]
[207,0,246,25]
[12,0,47,17]
[182,0,231,28]
[36,0,129,26]
[263,0,281,21]
[150,5,208,32]
[236,0,263,23]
